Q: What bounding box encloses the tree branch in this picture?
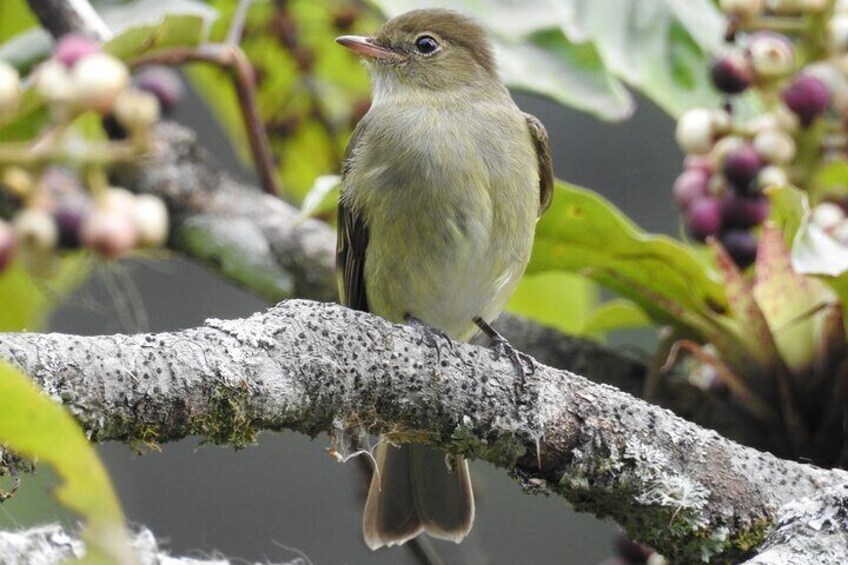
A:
[0,524,300,564]
[0,300,844,563]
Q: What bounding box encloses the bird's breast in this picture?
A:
[347,102,538,341]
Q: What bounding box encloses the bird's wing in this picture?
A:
[524,112,554,216]
[337,116,371,311]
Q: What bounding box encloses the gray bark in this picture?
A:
[0,524,301,564]
[0,300,845,564]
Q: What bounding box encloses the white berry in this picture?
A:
[13,209,58,252]
[753,129,795,164]
[35,59,75,106]
[676,108,717,155]
[114,89,160,133]
[70,53,129,113]
[748,33,795,78]
[132,194,168,247]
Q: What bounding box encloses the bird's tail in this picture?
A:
[363,442,474,550]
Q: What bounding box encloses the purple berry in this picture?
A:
[673,170,710,210]
[720,229,758,268]
[53,202,88,250]
[686,197,723,241]
[722,145,763,193]
[782,74,831,127]
[0,220,16,272]
[54,34,99,68]
[710,54,752,94]
[133,66,184,115]
[720,192,770,229]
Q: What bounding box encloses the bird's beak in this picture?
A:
[335,35,398,61]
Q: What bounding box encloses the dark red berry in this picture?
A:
[722,145,763,192]
[133,66,184,116]
[720,192,770,229]
[720,229,758,268]
[782,74,831,127]
[673,170,710,210]
[710,54,752,94]
[686,197,723,241]
[0,220,16,272]
[54,34,99,68]
[53,202,88,249]
[101,114,127,140]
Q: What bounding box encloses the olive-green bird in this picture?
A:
[335,8,553,550]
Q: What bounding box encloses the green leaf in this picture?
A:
[552,0,724,117]
[369,0,634,120]
[102,0,217,61]
[529,182,757,369]
[582,298,652,335]
[0,255,88,332]
[0,362,133,563]
[506,271,599,336]
[0,0,38,43]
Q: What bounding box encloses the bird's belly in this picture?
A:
[364,197,533,342]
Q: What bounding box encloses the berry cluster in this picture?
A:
[674,0,848,267]
[0,35,182,276]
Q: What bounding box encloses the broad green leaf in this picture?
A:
[551,0,724,117]
[507,271,599,336]
[497,29,633,121]
[369,0,634,120]
[0,255,88,332]
[529,182,756,369]
[581,298,652,335]
[0,362,133,563]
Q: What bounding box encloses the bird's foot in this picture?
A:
[472,316,536,388]
[405,315,453,363]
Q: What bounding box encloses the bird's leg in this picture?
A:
[405,314,453,363]
[472,316,536,387]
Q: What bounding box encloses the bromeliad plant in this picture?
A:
[525,0,848,466]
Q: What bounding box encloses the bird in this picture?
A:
[335,8,553,550]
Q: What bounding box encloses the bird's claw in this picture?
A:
[405,315,453,362]
[473,316,535,389]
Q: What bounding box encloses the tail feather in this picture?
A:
[363,443,474,550]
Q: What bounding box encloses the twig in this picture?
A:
[129,44,280,197]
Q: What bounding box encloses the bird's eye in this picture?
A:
[414,35,439,55]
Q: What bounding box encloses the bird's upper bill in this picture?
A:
[335,35,400,62]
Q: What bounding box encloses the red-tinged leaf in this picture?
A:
[754,225,838,376]
[709,239,779,372]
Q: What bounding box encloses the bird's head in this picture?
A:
[336,9,497,95]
